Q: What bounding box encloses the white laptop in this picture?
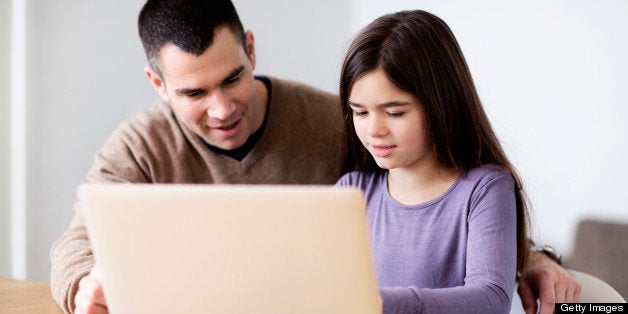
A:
[78,184,382,314]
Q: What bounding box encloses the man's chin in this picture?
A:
[204,136,247,151]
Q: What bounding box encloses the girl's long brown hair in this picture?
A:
[340,10,530,272]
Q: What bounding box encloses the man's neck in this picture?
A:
[251,77,269,135]
[204,76,271,161]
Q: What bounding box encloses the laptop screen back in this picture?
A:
[79,184,382,314]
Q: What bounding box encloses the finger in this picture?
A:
[75,293,109,314]
[83,275,107,305]
[87,303,108,314]
[569,279,582,303]
[75,286,109,314]
[554,282,567,303]
[77,271,107,306]
[517,280,538,314]
[537,275,557,314]
[90,266,107,305]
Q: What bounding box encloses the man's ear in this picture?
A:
[244,30,256,70]
[144,65,170,103]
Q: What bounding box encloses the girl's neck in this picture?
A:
[387,161,461,206]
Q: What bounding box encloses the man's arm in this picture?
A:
[50,205,97,314]
[517,250,582,314]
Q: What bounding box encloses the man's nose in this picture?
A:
[206,90,236,121]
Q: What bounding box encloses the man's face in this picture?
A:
[146,27,264,150]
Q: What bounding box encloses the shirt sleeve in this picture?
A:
[334,172,354,188]
[379,173,518,314]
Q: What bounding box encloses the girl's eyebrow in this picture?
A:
[348,100,412,108]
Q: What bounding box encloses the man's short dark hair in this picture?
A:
[138,0,246,76]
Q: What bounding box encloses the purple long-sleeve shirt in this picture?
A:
[336,164,517,314]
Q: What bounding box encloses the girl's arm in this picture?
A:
[380,173,517,314]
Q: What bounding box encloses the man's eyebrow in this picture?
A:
[221,65,245,85]
[348,101,412,108]
[175,87,205,96]
[174,65,246,96]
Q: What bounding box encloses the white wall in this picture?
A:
[350,0,628,255]
[234,0,351,93]
[24,0,154,280]
[5,0,626,282]
[1,0,12,278]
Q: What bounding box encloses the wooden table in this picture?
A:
[0,277,64,314]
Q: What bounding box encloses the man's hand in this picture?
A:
[518,251,581,314]
[74,266,108,314]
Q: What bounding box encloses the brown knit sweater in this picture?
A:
[49,77,346,313]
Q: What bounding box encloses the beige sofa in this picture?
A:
[564,219,628,299]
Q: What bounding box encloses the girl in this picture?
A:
[336,10,530,313]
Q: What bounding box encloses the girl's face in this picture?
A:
[348,69,433,171]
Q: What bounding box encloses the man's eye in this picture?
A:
[187,91,203,98]
[223,75,241,86]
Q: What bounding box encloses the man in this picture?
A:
[50,1,579,314]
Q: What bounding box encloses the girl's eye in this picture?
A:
[353,111,368,117]
[387,112,404,117]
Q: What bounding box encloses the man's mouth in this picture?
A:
[215,119,240,130]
